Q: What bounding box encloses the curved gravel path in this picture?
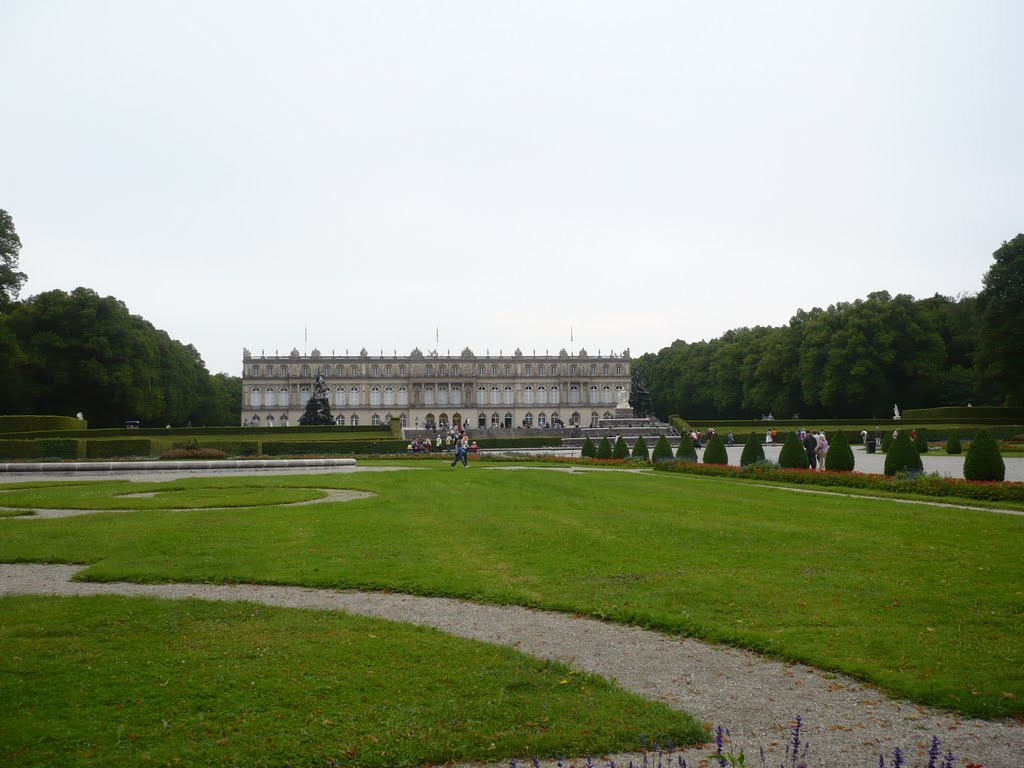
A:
[1,563,1020,768]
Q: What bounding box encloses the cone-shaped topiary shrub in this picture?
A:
[963,428,1005,481]
[883,432,923,476]
[913,428,929,453]
[881,430,895,453]
[596,437,612,459]
[580,437,597,458]
[651,435,673,463]
[675,432,697,462]
[824,429,855,472]
[740,431,765,466]
[945,430,962,455]
[632,436,650,462]
[702,433,729,465]
[612,436,631,459]
[778,431,809,469]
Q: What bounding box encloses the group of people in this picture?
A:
[800,429,829,470]
[407,423,478,464]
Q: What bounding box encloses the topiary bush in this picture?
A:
[778,431,809,469]
[675,432,697,462]
[945,431,962,455]
[963,428,1005,481]
[651,435,673,463]
[824,429,855,472]
[739,431,765,467]
[883,432,923,476]
[881,430,895,453]
[913,427,929,454]
[596,437,612,459]
[702,433,728,465]
[581,437,597,458]
[612,436,631,459]
[631,436,650,462]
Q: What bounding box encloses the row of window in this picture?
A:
[249,383,626,408]
[245,410,618,429]
[248,362,627,378]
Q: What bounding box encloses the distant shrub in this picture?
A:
[0,415,87,434]
[651,435,673,463]
[702,433,729,465]
[675,432,697,462]
[85,439,154,459]
[739,431,765,467]
[596,437,612,459]
[612,436,630,460]
[580,437,597,458]
[883,432,923,476]
[945,431,962,455]
[913,427,929,453]
[159,448,227,460]
[881,430,895,453]
[824,429,855,472]
[963,428,1005,482]
[631,436,650,462]
[778,432,808,469]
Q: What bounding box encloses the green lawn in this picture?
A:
[1,465,1021,722]
[0,595,702,768]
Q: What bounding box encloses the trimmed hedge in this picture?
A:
[913,428,929,453]
[596,438,613,459]
[85,439,154,459]
[0,438,82,460]
[612,436,631,460]
[824,429,855,472]
[261,439,408,456]
[946,431,962,455]
[778,432,808,469]
[963,429,1006,482]
[739,431,765,466]
[0,415,87,434]
[651,435,673,463]
[702,433,728,465]
[675,432,697,462]
[631,436,650,462]
[653,460,1024,504]
[580,437,597,458]
[903,406,1024,420]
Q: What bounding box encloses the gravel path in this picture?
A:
[2,563,1020,768]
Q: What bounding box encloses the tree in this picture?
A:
[702,433,728,465]
[913,427,929,454]
[963,429,1005,481]
[632,435,650,461]
[976,235,1024,405]
[881,430,895,453]
[651,435,673,462]
[739,431,765,466]
[612,436,630,459]
[945,430,962,455]
[883,432,923,476]
[580,436,597,458]
[0,209,27,310]
[824,430,855,472]
[596,437,612,459]
[675,432,697,462]
[778,431,809,469]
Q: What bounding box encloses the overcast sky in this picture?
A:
[2,1,1021,376]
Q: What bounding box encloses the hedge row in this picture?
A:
[652,460,1024,504]
[0,438,83,460]
[85,439,154,459]
[261,439,408,456]
[0,416,87,434]
[3,425,396,440]
[903,406,1024,420]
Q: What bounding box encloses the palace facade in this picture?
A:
[241,346,631,431]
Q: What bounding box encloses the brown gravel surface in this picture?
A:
[2,563,1020,768]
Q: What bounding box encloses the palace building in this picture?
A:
[241,346,631,431]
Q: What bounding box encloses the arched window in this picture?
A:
[503,386,513,405]
[603,411,613,419]
[250,414,261,425]
[537,386,547,404]
[570,411,581,426]
[591,411,600,427]
[370,386,381,406]
[280,387,290,407]
[424,386,435,405]
[265,388,275,407]
[452,412,461,426]
[490,386,500,405]
[439,412,449,426]
[336,415,346,426]
[550,385,560,404]
[384,386,394,406]
[349,386,360,406]
[504,412,513,428]
[477,386,486,404]
[398,386,408,406]
[537,412,547,427]
[478,412,487,428]
[438,385,448,405]
[615,385,623,404]
[550,411,560,426]
[569,385,580,404]
[451,385,461,405]
[250,387,262,407]
[350,415,359,426]
[602,385,612,403]
[589,385,599,404]
[400,414,408,428]
[524,412,533,427]
[371,413,382,426]
[491,412,500,426]
[301,365,311,377]
[335,387,346,406]
[424,413,436,429]
[280,414,289,426]
[524,386,534,405]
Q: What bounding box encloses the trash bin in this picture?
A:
[866,439,876,454]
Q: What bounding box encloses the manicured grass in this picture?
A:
[0,595,702,767]
[0,466,1021,719]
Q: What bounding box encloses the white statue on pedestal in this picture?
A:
[617,388,630,409]
[893,404,901,420]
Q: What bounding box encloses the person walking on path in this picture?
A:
[451,439,469,468]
